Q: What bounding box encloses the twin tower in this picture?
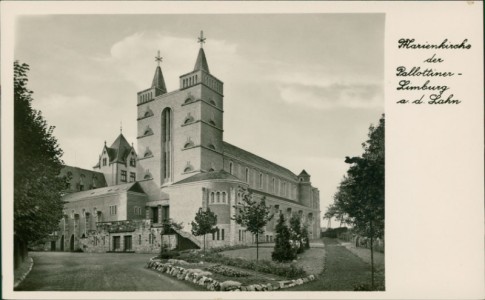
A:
[136,32,225,199]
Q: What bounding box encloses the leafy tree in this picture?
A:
[272,213,296,262]
[289,213,304,254]
[233,188,273,261]
[14,61,66,268]
[191,207,218,252]
[333,115,385,289]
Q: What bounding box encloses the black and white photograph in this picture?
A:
[2,1,483,300]
[11,13,385,292]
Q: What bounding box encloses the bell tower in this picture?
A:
[178,31,224,173]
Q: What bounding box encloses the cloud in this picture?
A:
[279,82,383,110]
[93,32,241,90]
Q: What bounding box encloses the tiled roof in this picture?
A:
[107,133,134,164]
[173,170,243,185]
[63,182,145,203]
[222,142,298,180]
[60,166,108,191]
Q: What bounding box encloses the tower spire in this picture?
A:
[194,31,210,73]
[151,50,167,93]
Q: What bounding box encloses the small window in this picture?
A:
[110,205,117,215]
[216,192,220,203]
[221,229,225,241]
[245,168,249,183]
[103,158,107,166]
[184,140,194,149]
[144,148,152,158]
[130,158,136,167]
[216,229,220,240]
[259,173,263,189]
[130,172,136,182]
[210,192,215,203]
[209,120,216,126]
[209,99,216,106]
[229,162,233,174]
[184,98,193,104]
[121,170,127,182]
[208,144,216,150]
[222,192,226,203]
[184,165,193,173]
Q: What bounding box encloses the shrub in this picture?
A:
[159,250,180,260]
[321,227,348,238]
[272,214,296,262]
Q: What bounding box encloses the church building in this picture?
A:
[45,32,321,253]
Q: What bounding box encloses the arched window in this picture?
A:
[161,108,172,183]
[259,173,263,189]
[222,192,226,203]
[245,168,249,183]
[184,140,194,149]
[272,178,275,193]
[229,162,233,174]
[211,192,215,203]
[216,192,220,203]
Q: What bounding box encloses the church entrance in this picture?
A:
[50,241,56,251]
[70,234,75,251]
[60,235,64,251]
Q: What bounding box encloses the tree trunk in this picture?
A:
[256,233,259,261]
[370,221,375,290]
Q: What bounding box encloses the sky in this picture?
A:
[15,14,384,222]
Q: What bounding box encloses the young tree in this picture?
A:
[233,188,273,261]
[289,213,304,254]
[14,61,67,268]
[191,207,217,252]
[272,213,295,262]
[333,115,385,289]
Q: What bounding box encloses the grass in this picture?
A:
[285,238,385,291]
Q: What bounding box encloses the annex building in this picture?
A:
[43,33,321,253]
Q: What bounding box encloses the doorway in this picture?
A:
[124,236,132,251]
[70,234,74,251]
[50,241,56,251]
[60,235,64,251]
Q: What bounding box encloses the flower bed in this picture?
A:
[146,257,316,291]
[206,264,250,277]
[179,251,306,279]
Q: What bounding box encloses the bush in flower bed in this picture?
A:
[179,251,306,279]
[158,250,181,260]
[206,264,250,277]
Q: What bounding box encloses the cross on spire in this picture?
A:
[198,30,206,48]
[155,50,163,66]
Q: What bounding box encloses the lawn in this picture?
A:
[286,238,385,291]
[220,244,326,276]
